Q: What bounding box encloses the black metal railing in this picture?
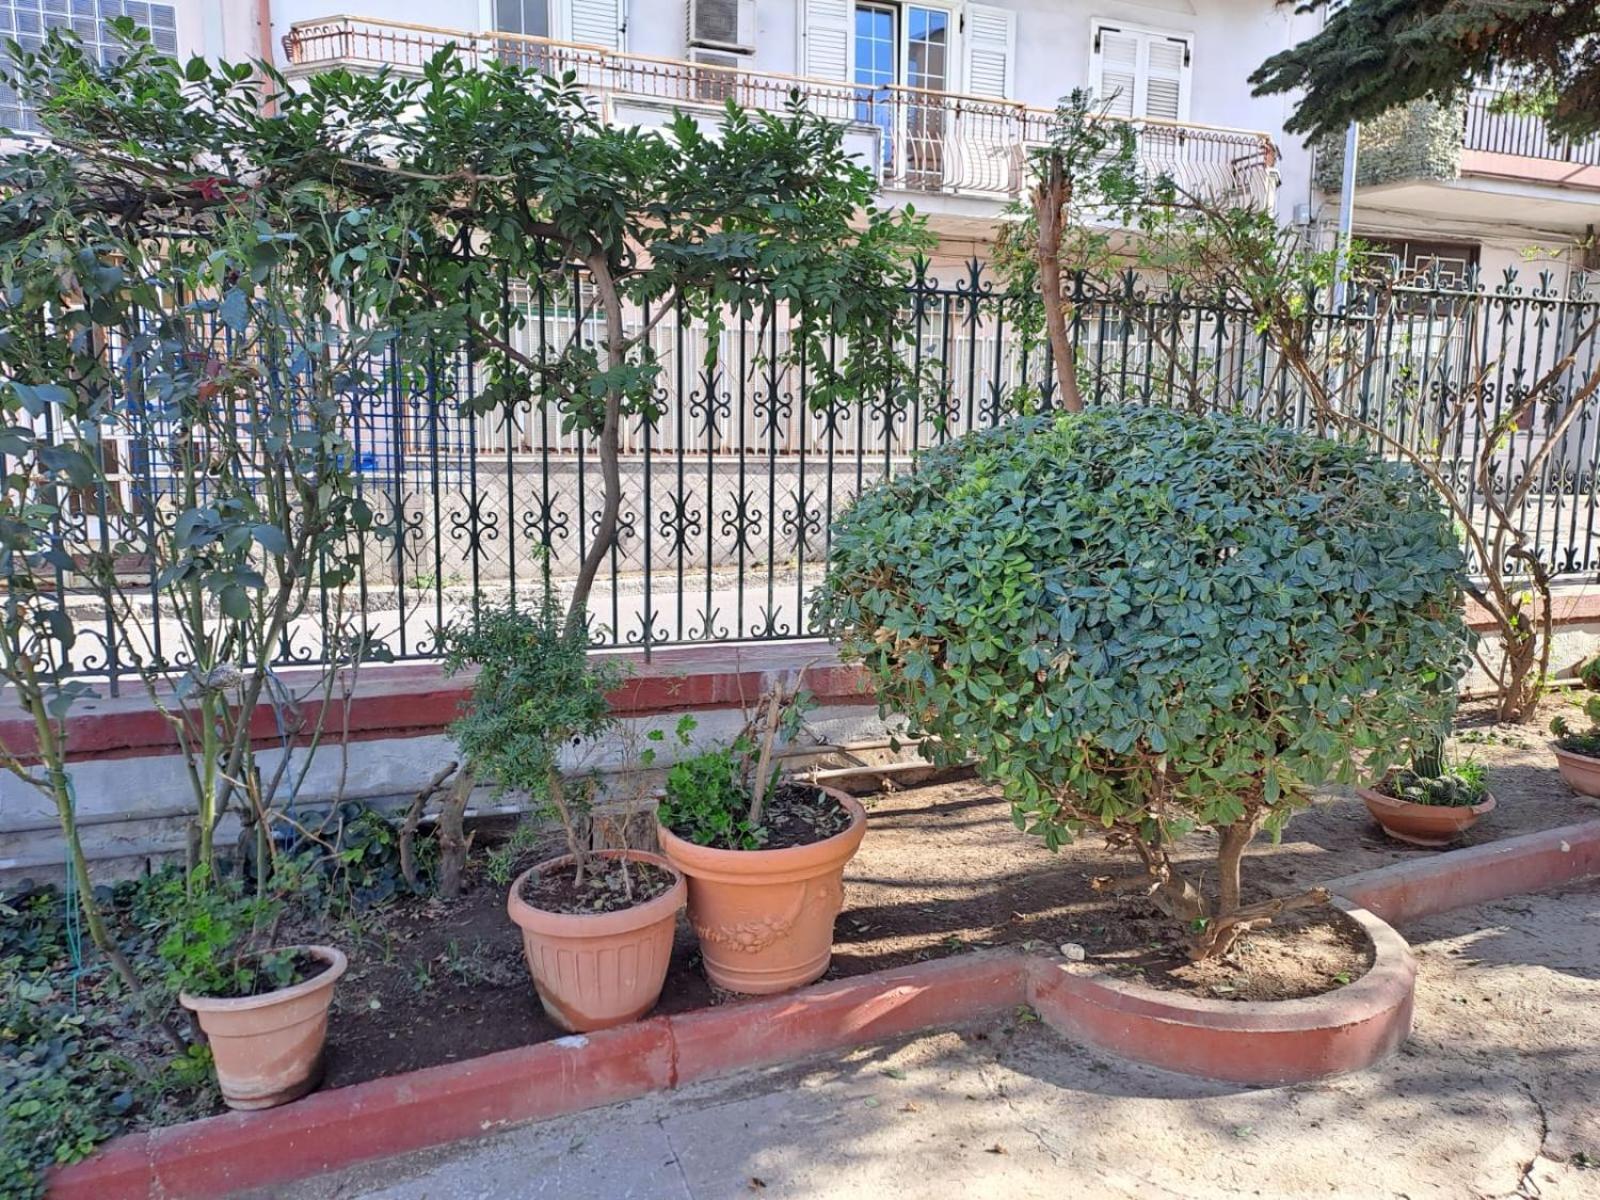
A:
[1463,88,1600,167]
[36,260,1600,685]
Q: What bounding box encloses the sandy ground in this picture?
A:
[276,878,1600,1200]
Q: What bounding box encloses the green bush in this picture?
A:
[814,407,1470,954]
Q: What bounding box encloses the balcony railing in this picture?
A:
[281,16,1277,210]
[1463,88,1600,168]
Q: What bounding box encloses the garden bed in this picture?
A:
[308,696,1597,1087]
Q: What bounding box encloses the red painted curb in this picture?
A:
[6,642,873,765]
[668,950,1026,1086]
[48,951,1024,1200]
[1024,900,1416,1087]
[1325,818,1600,927]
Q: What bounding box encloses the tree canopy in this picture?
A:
[1251,1,1600,143]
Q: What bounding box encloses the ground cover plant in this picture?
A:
[815,405,1472,957]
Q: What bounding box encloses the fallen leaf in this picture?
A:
[882,1067,907,1080]
[748,1178,767,1191]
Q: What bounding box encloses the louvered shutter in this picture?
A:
[800,0,852,80]
[1093,27,1139,118]
[1145,36,1190,121]
[562,0,624,50]
[963,3,1015,98]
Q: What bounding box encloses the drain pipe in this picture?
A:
[255,0,277,116]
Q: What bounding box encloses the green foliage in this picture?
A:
[145,869,298,999]
[1550,694,1600,757]
[1380,761,1488,808]
[1579,656,1600,692]
[659,742,770,850]
[814,406,1471,911]
[442,595,622,814]
[1,885,212,1200]
[1252,0,1600,142]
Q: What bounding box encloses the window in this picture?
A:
[1361,238,1480,289]
[853,3,954,184]
[1091,22,1191,122]
[495,0,549,38]
[0,1,178,133]
[494,0,550,69]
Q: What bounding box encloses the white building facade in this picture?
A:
[2,1,1595,284]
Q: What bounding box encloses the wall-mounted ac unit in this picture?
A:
[688,0,755,54]
[688,46,742,103]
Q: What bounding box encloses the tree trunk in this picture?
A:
[1033,155,1083,413]
[436,764,477,899]
[1215,819,1259,917]
[566,256,627,629]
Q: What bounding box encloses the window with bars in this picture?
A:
[0,1,177,132]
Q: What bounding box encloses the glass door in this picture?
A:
[901,5,951,189]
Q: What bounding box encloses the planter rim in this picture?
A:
[507,847,686,938]
[178,944,347,1014]
[656,785,867,879]
[1552,742,1600,765]
[1357,785,1497,818]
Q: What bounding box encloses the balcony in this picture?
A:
[1461,88,1600,189]
[281,16,1277,213]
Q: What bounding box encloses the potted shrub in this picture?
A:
[1357,759,1496,845]
[814,407,1471,959]
[655,679,866,994]
[443,597,685,1032]
[154,871,346,1111]
[1550,694,1600,797]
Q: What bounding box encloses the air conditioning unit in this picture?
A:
[688,46,742,103]
[687,0,755,54]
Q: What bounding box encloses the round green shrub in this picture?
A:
[814,406,1470,945]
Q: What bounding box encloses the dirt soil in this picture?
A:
[319,696,1599,1089]
[519,858,677,915]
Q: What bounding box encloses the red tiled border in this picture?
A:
[49,820,1600,1199]
[4,642,873,764]
[1324,818,1600,927]
[1026,900,1415,1087]
[49,952,1025,1200]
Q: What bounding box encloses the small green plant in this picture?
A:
[657,678,814,850]
[1378,761,1488,808]
[442,592,625,889]
[146,869,301,1000]
[1551,694,1600,757]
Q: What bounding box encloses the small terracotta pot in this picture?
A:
[657,787,867,995]
[179,944,346,1111]
[506,849,686,1033]
[1552,744,1600,798]
[1358,786,1496,847]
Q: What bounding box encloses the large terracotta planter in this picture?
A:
[506,848,686,1033]
[179,944,346,1111]
[1552,744,1600,798]
[657,787,867,995]
[1358,786,1496,847]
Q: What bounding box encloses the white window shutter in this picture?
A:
[800,0,852,80]
[561,0,625,51]
[1145,36,1190,122]
[1093,28,1139,119]
[963,4,1015,98]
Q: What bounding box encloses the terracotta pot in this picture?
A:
[1358,786,1496,847]
[1552,744,1600,798]
[657,787,867,995]
[179,944,346,1111]
[506,849,686,1033]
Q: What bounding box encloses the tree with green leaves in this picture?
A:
[0,23,927,911]
[1252,0,1600,143]
[994,88,1147,412]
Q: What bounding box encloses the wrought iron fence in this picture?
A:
[39,260,1600,685]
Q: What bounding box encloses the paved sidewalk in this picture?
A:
[277,880,1599,1200]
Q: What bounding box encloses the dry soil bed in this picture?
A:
[318,696,1598,1089]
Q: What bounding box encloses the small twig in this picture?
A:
[400,760,459,888]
